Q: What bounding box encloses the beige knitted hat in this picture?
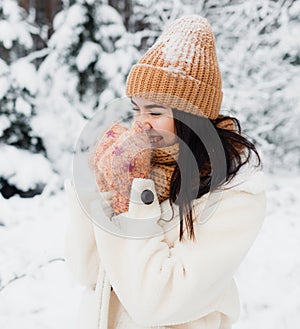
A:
[126,15,223,119]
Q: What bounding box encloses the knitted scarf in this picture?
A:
[150,143,179,203]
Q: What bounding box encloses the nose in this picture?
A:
[143,122,152,131]
[137,113,152,131]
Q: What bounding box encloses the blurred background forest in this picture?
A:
[0,0,299,199]
[0,1,299,329]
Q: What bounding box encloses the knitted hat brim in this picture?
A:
[126,63,223,119]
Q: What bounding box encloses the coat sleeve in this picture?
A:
[64,178,113,288]
[93,176,266,326]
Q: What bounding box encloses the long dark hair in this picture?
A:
[170,109,261,242]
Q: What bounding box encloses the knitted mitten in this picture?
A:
[92,122,128,192]
[93,121,152,214]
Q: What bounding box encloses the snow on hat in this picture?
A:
[126,15,223,119]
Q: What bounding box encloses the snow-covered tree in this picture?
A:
[39,0,130,116]
[0,0,53,198]
[126,0,206,50]
[204,0,300,172]
[35,0,143,179]
[0,0,38,63]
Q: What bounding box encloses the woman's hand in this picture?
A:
[93,121,152,214]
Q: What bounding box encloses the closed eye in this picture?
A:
[131,107,162,116]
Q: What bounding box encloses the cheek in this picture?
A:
[155,118,175,134]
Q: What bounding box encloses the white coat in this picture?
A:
[64,160,266,329]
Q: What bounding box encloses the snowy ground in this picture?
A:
[0,172,299,329]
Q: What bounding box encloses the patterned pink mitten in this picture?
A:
[93,121,152,214]
[91,122,128,191]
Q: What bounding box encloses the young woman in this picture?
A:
[64,15,266,329]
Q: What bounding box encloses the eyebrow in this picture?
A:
[130,99,168,110]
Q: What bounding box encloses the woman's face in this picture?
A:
[131,96,176,148]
